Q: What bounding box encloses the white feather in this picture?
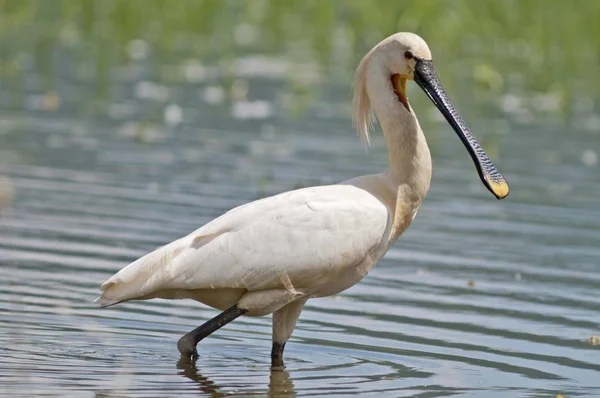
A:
[98,183,389,308]
[352,44,377,147]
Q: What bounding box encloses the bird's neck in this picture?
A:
[365,56,432,206]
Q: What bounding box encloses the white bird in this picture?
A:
[97,32,509,368]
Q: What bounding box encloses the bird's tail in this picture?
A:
[94,294,122,308]
[95,237,189,307]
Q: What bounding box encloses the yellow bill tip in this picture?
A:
[486,176,510,200]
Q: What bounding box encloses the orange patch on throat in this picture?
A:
[391,74,410,111]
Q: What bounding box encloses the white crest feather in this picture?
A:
[352,46,377,147]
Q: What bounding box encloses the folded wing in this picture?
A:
[98,184,389,307]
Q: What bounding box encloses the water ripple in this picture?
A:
[1,105,599,397]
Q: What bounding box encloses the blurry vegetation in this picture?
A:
[0,0,598,112]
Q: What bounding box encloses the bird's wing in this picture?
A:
[98,184,389,306]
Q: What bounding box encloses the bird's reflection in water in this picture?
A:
[177,358,224,397]
[268,367,296,397]
[177,357,296,397]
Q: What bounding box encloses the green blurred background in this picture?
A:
[1,0,598,118]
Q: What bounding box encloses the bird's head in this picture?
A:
[353,32,509,200]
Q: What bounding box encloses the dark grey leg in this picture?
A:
[177,305,247,358]
[271,341,286,369]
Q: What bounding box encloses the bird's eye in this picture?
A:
[404,51,413,60]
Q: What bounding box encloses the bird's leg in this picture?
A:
[270,298,307,370]
[177,304,247,359]
[271,341,286,369]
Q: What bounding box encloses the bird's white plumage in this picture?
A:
[98,32,442,358]
[99,183,389,312]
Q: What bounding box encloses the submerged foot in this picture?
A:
[271,341,286,370]
[177,335,199,359]
[270,357,285,371]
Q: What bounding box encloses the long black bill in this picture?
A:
[414,59,509,199]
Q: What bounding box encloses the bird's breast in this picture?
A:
[310,241,388,298]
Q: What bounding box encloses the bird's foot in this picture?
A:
[177,335,199,360]
[270,341,286,370]
[270,356,285,371]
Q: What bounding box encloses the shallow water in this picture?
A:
[2,46,600,398]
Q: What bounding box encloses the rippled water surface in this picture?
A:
[2,55,600,397]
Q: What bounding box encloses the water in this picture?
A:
[2,28,600,398]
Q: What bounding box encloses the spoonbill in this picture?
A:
[97,32,509,368]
